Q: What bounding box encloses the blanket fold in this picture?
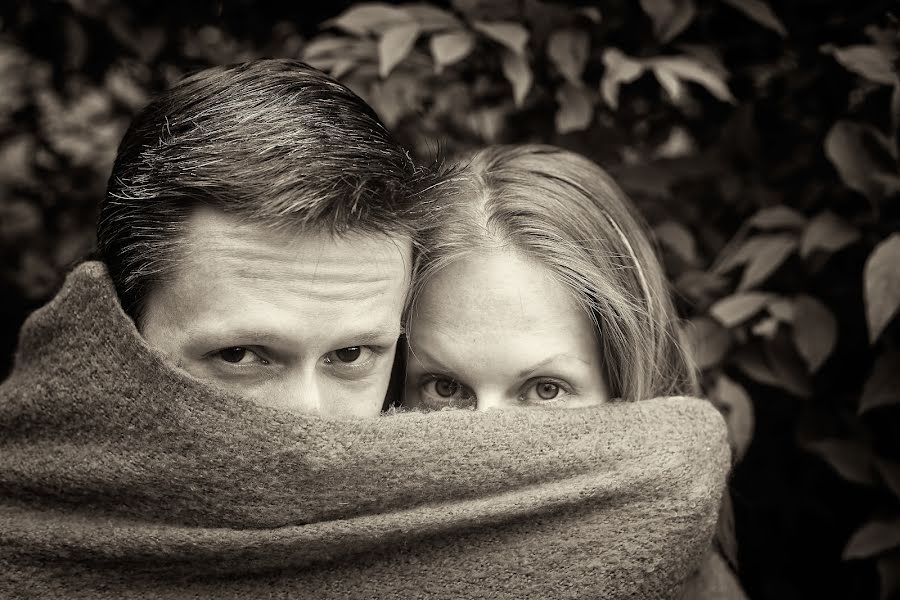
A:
[0,262,731,599]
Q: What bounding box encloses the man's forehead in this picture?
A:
[140,207,412,345]
[179,207,413,281]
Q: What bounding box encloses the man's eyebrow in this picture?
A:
[331,326,403,347]
[185,325,402,348]
[516,354,590,379]
[184,328,286,348]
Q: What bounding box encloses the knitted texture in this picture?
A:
[0,262,731,599]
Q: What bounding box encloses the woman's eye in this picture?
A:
[325,346,374,366]
[434,378,460,398]
[215,347,267,365]
[520,379,570,404]
[535,382,560,399]
[419,377,475,410]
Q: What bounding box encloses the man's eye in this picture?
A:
[324,346,375,366]
[334,346,362,363]
[215,347,267,365]
[520,379,570,404]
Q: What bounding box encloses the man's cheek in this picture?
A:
[323,372,392,417]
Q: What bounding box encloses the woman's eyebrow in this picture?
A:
[516,354,589,378]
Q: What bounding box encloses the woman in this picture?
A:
[403,144,746,597]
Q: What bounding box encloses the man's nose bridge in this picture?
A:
[286,367,321,412]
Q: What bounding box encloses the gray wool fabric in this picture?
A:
[0,262,732,599]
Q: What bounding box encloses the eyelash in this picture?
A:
[519,378,574,403]
[417,376,575,405]
[323,346,383,372]
[210,346,270,367]
[207,345,387,372]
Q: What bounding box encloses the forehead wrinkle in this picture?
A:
[183,208,409,283]
[196,239,400,282]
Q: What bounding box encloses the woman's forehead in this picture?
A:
[409,250,597,354]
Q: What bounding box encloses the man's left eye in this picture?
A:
[215,347,267,365]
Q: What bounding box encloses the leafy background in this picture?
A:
[1,1,899,597]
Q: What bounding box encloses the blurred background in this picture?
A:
[1,1,899,597]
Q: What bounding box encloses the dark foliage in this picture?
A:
[1,1,899,598]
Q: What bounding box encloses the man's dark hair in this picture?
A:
[99,58,433,323]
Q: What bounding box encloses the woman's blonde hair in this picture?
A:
[410,144,698,401]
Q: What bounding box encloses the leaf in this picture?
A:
[578,7,602,23]
[600,48,645,109]
[0,136,34,185]
[303,36,354,59]
[652,63,686,104]
[859,350,900,413]
[555,82,594,134]
[865,234,900,343]
[826,45,896,86]
[800,211,861,259]
[876,459,900,499]
[430,30,476,71]
[738,234,797,290]
[716,235,772,274]
[500,49,533,107]
[547,28,590,85]
[403,4,463,32]
[368,72,423,128]
[653,126,697,158]
[326,3,412,35]
[877,549,900,600]
[721,0,787,37]
[675,270,729,304]
[748,205,807,230]
[793,295,838,372]
[682,317,731,370]
[844,519,900,559]
[331,58,358,80]
[651,56,736,104]
[654,221,698,264]
[466,105,507,143]
[767,297,795,322]
[806,439,878,485]
[303,37,375,75]
[752,316,780,339]
[105,16,165,62]
[62,15,88,70]
[378,22,422,77]
[710,291,772,327]
[893,80,900,136]
[472,21,529,55]
[764,335,813,397]
[676,43,728,77]
[825,120,896,201]
[15,251,61,300]
[639,0,696,43]
[733,345,781,388]
[714,374,754,461]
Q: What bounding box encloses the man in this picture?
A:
[98,59,433,418]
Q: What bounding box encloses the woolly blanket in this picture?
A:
[0,262,731,599]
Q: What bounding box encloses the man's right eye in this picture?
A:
[215,347,268,365]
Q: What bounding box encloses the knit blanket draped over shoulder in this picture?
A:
[0,262,731,599]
